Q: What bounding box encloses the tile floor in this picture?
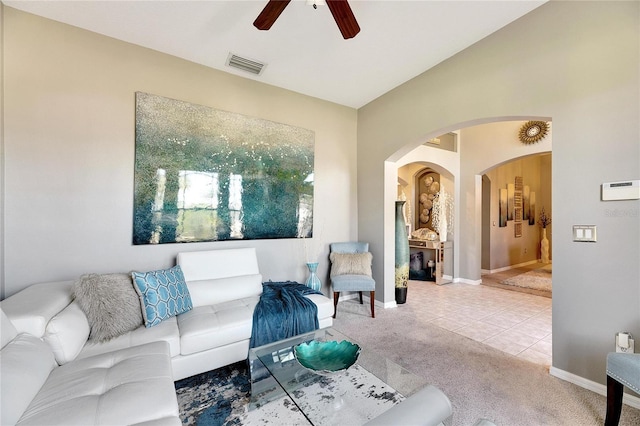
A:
[408,275,552,366]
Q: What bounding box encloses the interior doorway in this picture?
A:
[385,119,552,292]
[481,154,553,270]
[384,119,553,364]
[480,153,552,299]
[385,118,552,364]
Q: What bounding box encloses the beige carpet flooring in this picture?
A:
[482,263,552,298]
[502,265,552,293]
[332,282,640,426]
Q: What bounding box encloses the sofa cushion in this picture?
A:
[1,334,57,426]
[43,302,90,365]
[304,293,335,321]
[177,248,260,281]
[16,341,180,426]
[177,248,263,306]
[73,273,144,342]
[132,265,193,327]
[177,296,259,355]
[330,252,373,278]
[183,275,263,308]
[0,281,74,338]
[1,308,18,348]
[77,315,180,360]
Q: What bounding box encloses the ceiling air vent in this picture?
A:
[226,53,266,75]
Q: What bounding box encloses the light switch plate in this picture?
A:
[573,225,597,242]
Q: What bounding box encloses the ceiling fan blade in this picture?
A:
[254,0,292,30]
[326,0,360,39]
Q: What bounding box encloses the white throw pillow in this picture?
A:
[329,252,373,278]
[43,302,90,365]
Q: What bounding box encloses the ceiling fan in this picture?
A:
[253,0,360,40]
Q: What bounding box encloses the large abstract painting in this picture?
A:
[133,92,315,245]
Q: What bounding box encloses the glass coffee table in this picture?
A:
[249,328,427,425]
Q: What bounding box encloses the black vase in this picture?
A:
[395,287,408,304]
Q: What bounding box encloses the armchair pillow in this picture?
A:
[73,273,144,342]
[329,252,373,278]
[132,265,193,328]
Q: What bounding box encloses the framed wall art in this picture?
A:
[499,188,507,227]
[514,222,523,238]
[133,92,315,245]
[507,183,515,221]
[529,191,536,226]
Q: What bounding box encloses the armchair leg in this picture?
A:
[605,375,624,426]
[333,292,339,319]
[370,291,375,318]
[359,291,363,304]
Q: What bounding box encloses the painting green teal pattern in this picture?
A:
[133,92,315,244]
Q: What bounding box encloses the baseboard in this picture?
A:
[549,366,640,410]
[382,300,398,309]
[343,293,397,310]
[483,259,541,274]
[361,294,397,309]
[455,277,482,285]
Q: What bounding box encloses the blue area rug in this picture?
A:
[175,362,308,425]
[175,361,250,426]
[175,361,403,425]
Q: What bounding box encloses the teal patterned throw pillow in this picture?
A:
[132,265,193,327]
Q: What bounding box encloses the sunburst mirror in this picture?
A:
[519,121,549,144]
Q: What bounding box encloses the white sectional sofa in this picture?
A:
[0,248,334,425]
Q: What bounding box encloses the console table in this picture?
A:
[408,240,452,285]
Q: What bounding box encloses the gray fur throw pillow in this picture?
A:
[73,273,144,342]
[329,252,373,278]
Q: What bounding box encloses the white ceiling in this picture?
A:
[5,0,546,108]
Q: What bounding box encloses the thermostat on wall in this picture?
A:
[601,180,640,201]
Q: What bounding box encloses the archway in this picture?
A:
[382,117,552,306]
[480,152,552,273]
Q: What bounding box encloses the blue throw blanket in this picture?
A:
[249,281,321,349]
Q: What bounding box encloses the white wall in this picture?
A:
[1,6,358,297]
[357,1,639,387]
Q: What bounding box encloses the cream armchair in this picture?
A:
[329,242,376,318]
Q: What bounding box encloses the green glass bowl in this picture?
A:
[294,340,361,375]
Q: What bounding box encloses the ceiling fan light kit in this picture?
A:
[306,0,326,9]
[254,0,360,39]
